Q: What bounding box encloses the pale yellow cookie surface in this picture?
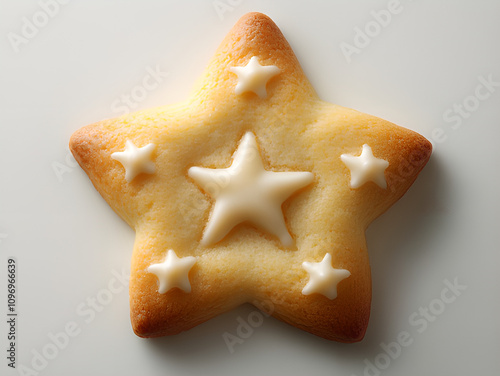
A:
[70,12,431,342]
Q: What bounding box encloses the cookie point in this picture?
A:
[237,12,275,25]
[69,126,93,167]
[68,128,83,155]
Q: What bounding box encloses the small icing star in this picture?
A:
[302,253,351,300]
[147,250,196,294]
[188,132,314,247]
[111,140,156,182]
[341,144,389,189]
[230,56,280,98]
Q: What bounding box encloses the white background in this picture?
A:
[1,1,499,375]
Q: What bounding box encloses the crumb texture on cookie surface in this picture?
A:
[70,12,431,342]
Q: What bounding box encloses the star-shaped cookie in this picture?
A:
[70,12,431,342]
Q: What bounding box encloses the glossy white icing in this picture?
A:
[188,132,313,247]
[341,144,389,189]
[302,253,351,300]
[229,56,280,98]
[111,140,156,182]
[147,250,196,294]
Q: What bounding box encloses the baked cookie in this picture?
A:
[70,12,431,342]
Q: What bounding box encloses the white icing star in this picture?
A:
[229,56,280,98]
[302,253,351,300]
[147,250,196,294]
[111,140,156,182]
[341,144,389,189]
[188,132,314,247]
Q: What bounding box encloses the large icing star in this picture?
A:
[188,132,313,247]
[148,250,196,294]
[70,13,431,342]
[111,140,156,182]
[341,144,389,189]
[230,56,280,98]
[302,253,351,300]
